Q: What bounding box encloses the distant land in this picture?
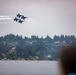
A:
[0,34,76,60]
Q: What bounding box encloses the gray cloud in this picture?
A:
[0,0,76,38]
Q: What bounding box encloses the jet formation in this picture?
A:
[14,13,28,24]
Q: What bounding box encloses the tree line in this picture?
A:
[0,34,76,60]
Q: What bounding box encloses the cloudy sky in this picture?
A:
[0,0,76,38]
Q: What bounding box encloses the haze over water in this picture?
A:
[0,61,60,75]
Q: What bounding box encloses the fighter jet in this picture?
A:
[17,13,22,18]
[14,17,18,21]
[21,16,27,20]
[18,19,24,24]
[14,13,28,24]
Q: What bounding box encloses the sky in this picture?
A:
[0,0,76,38]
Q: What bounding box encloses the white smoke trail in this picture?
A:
[0,16,13,24]
[0,16,13,20]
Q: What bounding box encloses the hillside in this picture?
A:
[0,34,76,60]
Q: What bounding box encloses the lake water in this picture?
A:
[0,60,61,75]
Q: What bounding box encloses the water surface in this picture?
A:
[0,60,60,75]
